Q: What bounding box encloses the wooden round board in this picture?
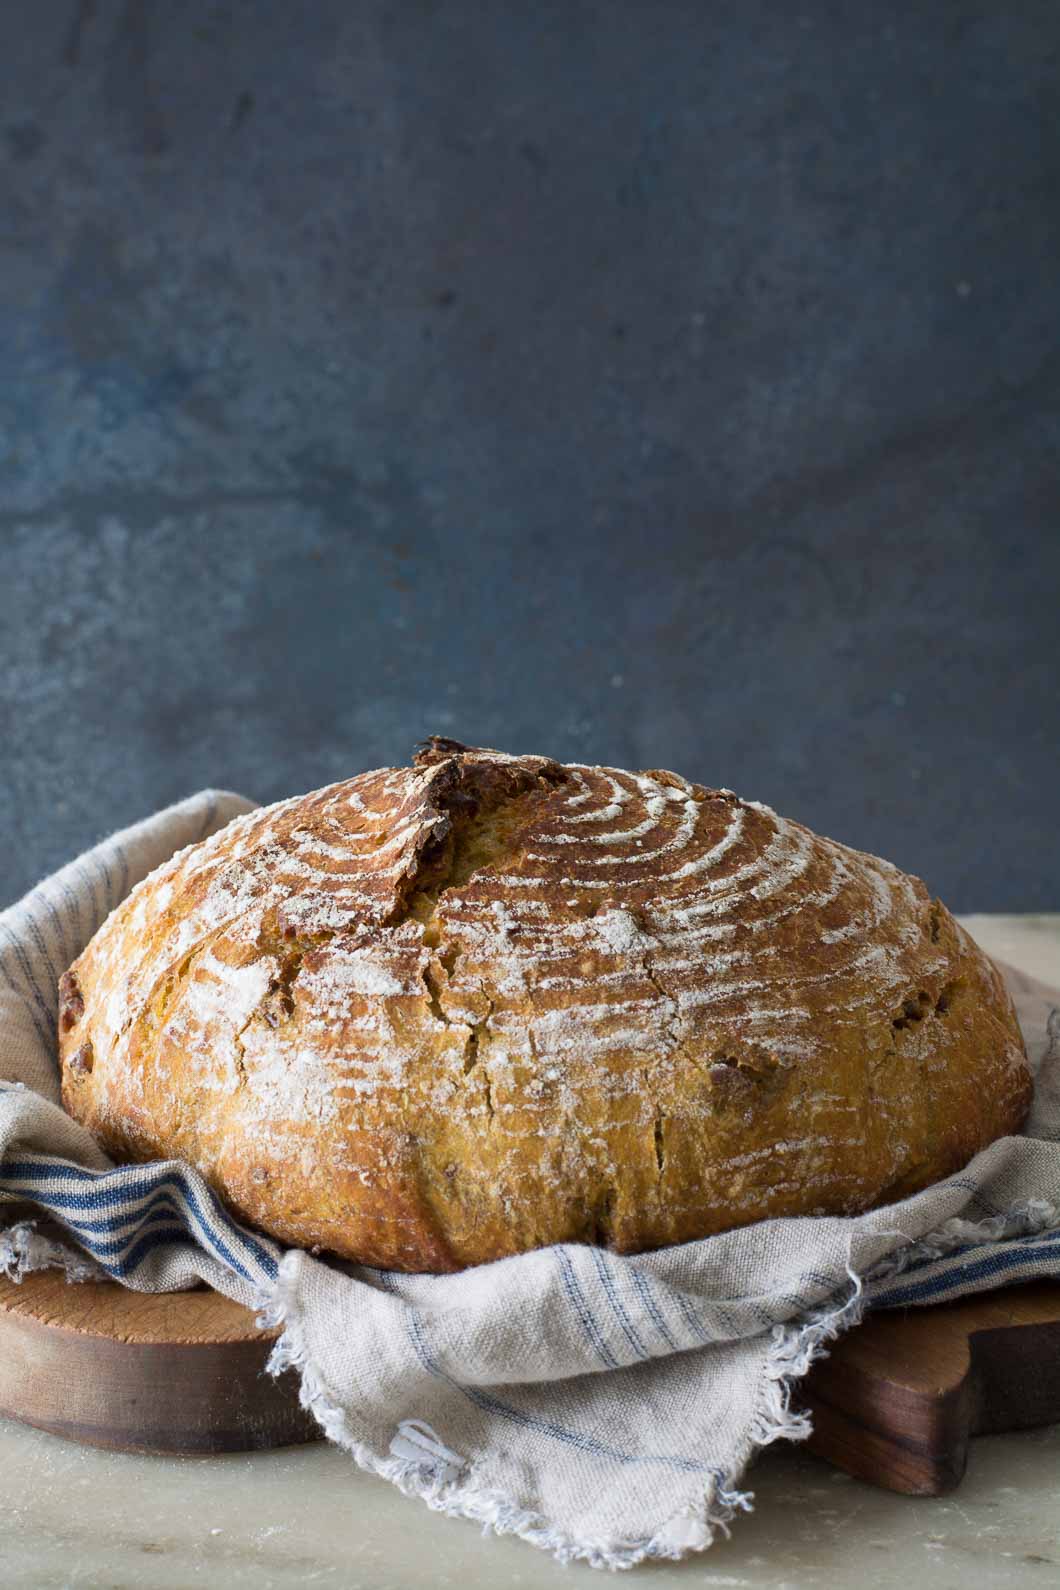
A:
[0,1266,318,1454]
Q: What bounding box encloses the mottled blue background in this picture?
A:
[1,3,1058,910]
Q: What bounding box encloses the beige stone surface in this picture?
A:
[0,1416,1057,1590]
[960,915,1060,989]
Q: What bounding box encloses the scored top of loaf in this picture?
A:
[59,740,1030,1271]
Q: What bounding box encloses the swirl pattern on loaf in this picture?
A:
[60,742,1030,1271]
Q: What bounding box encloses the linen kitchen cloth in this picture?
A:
[2,792,1059,1570]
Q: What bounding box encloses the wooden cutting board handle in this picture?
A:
[801,1280,1060,1493]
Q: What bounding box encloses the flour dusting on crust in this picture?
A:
[58,743,1032,1271]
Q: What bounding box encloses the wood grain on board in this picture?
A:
[0,1264,316,1455]
[801,1280,1060,1493]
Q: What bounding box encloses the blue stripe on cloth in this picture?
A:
[627,1266,679,1351]
[0,921,58,1042]
[554,1247,620,1369]
[870,1228,1060,1310]
[23,909,62,1000]
[0,1171,256,1284]
[39,1191,196,1238]
[198,1187,280,1276]
[101,1226,206,1280]
[40,886,76,976]
[91,853,115,916]
[590,1246,648,1361]
[670,1287,712,1346]
[72,859,101,935]
[63,875,84,949]
[0,954,53,1053]
[404,1311,712,1474]
[68,1203,189,1258]
[2,1157,279,1285]
[39,878,75,970]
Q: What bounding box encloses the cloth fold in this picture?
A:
[1,792,1058,1569]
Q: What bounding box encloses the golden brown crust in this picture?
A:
[59,743,1031,1271]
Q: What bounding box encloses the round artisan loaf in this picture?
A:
[59,740,1031,1272]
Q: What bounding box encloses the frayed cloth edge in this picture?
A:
[255,1255,864,1570]
[0,1219,105,1284]
[864,1197,1060,1291]
[257,1197,1057,1571]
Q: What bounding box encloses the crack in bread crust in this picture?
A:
[59,743,1031,1272]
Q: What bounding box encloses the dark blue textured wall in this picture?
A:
[2,3,1058,911]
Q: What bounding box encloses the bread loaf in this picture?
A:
[59,741,1030,1271]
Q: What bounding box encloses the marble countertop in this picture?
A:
[1,915,1057,1590]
